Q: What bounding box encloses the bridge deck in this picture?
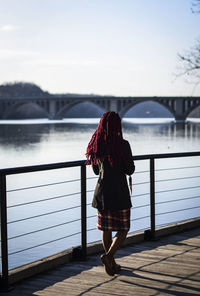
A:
[4,227,200,296]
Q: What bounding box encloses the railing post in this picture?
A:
[0,173,9,291]
[150,158,155,238]
[81,165,87,260]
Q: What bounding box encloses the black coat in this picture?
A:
[92,140,135,211]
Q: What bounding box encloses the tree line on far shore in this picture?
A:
[0,82,51,98]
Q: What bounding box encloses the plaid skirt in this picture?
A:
[97,208,130,231]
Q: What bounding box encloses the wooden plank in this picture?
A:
[2,228,200,296]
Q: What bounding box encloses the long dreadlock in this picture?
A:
[86,111,126,166]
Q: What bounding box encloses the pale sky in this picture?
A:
[0,0,200,96]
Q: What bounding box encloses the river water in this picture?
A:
[0,118,200,168]
[0,118,200,269]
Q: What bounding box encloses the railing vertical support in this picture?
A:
[150,158,155,238]
[81,165,87,260]
[0,173,9,291]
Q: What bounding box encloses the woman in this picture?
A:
[86,111,135,276]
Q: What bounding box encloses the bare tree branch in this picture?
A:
[176,1,200,84]
[177,39,200,82]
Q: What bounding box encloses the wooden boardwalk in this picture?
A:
[3,227,200,296]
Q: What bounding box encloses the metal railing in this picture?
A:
[1,151,200,290]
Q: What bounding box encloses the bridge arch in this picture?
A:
[3,101,49,119]
[120,100,174,119]
[56,101,106,118]
[185,102,200,119]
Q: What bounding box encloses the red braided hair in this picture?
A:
[86,111,125,166]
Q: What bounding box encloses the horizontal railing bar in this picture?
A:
[155,195,200,206]
[133,181,150,186]
[156,185,200,194]
[86,202,92,206]
[8,231,81,256]
[86,189,95,193]
[7,179,81,193]
[87,227,97,232]
[0,160,85,176]
[131,192,149,198]
[1,151,200,176]
[87,214,96,219]
[155,175,200,183]
[156,205,200,216]
[8,178,199,209]
[133,204,150,210]
[86,176,98,180]
[7,192,81,208]
[134,170,149,174]
[133,152,200,161]
[8,218,81,240]
[130,215,150,221]
[8,205,81,224]
[156,165,200,172]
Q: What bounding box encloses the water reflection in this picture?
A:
[0,119,200,169]
[0,122,97,148]
[123,120,200,140]
[0,120,200,148]
[168,122,200,139]
[0,124,50,147]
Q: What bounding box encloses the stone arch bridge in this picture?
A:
[0,95,200,121]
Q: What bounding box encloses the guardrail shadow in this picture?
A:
[5,226,200,296]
